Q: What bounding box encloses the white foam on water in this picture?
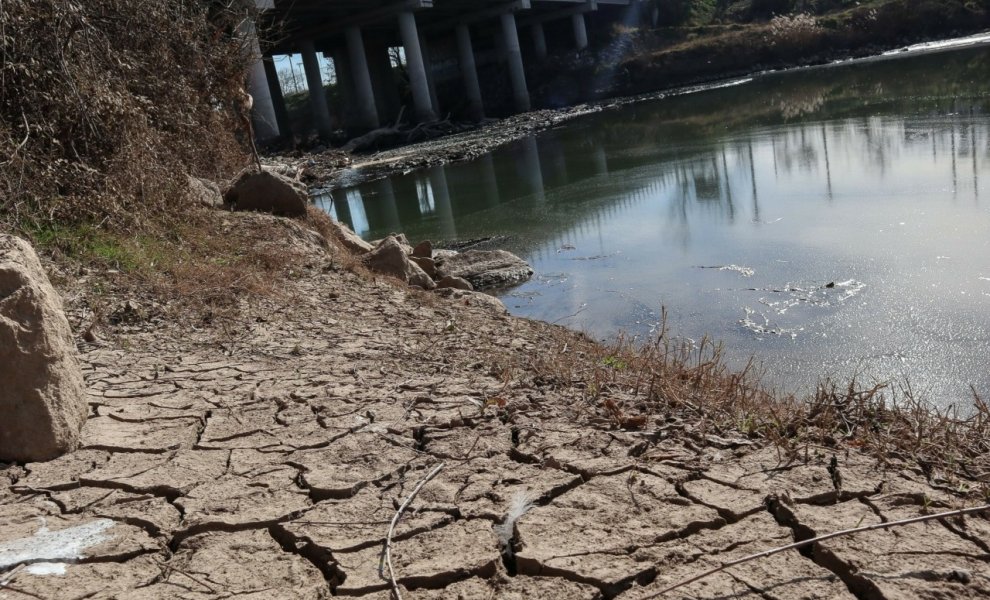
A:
[0,518,115,577]
[698,264,755,277]
[740,307,801,339]
[719,265,755,277]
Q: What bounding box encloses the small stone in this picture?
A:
[436,275,473,291]
[409,256,437,278]
[364,236,436,290]
[186,176,223,209]
[328,220,373,254]
[412,240,433,258]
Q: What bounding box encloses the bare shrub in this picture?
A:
[490,311,990,496]
[765,13,824,46]
[0,0,253,231]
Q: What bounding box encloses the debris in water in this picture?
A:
[698,265,755,277]
[740,308,800,339]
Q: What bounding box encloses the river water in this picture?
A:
[318,43,990,408]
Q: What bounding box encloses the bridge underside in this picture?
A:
[247,0,646,142]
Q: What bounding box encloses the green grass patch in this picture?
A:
[22,221,171,272]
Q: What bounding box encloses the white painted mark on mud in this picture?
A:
[0,518,115,576]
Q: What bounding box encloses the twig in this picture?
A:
[152,557,217,593]
[1,564,25,587]
[384,462,446,600]
[642,503,990,598]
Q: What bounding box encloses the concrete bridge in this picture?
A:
[245,0,648,142]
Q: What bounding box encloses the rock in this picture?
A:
[433,249,459,261]
[434,288,507,314]
[0,235,88,463]
[186,176,223,209]
[409,256,436,278]
[372,233,413,256]
[364,236,436,290]
[329,220,373,255]
[436,275,473,291]
[412,240,433,258]
[224,170,309,217]
[435,249,533,289]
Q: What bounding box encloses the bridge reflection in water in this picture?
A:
[317,44,990,407]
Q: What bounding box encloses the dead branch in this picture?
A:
[384,461,446,600]
[642,503,990,598]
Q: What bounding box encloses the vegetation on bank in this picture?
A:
[532,0,990,106]
[493,317,990,498]
[0,0,250,229]
[624,0,990,89]
[0,0,329,314]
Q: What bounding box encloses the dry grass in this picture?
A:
[492,311,990,498]
[1,0,253,238]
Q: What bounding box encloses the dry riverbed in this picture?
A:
[1,212,988,599]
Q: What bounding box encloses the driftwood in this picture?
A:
[342,127,402,153]
[342,118,456,153]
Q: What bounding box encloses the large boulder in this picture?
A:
[0,235,87,463]
[224,170,309,217]
[435,249,534,290]
[364,236,436,290]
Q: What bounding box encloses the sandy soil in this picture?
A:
[1,213,988,599]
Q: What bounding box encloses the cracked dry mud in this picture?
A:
[2,214,988,599]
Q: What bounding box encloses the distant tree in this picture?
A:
[750,0,796,18]
[650,0,717,26]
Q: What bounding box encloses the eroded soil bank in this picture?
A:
[1,212,987,599]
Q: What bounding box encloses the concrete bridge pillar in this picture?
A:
[300,41,333,139]
[262,56,292,139]
[499,12,531,113]
[530,23,548,60]
[572,13,589,51]
[243,21,280,142]
[420,33,441,116]
[455,24,484,122]
[344,26,381,129]
[368,45,402,124]
[398,11,438,123]
[329,49,358,131]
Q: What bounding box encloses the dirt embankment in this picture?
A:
[2,212,988,599]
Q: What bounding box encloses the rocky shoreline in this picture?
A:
[1,210,988,599]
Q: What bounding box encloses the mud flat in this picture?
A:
[1,211,987,599]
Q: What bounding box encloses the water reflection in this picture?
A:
[319,44,990,406]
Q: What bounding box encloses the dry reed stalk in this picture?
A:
[384,462,446,600]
